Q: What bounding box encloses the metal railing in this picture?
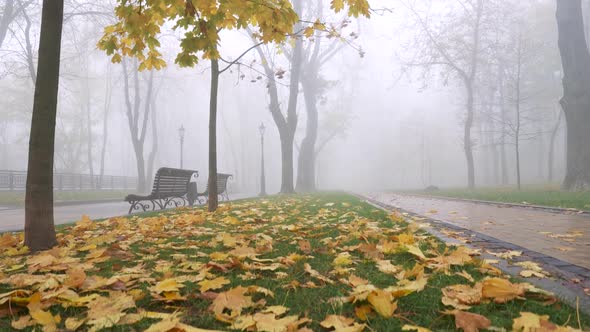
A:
[0,170,138,191]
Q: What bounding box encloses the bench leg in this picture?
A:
[128,200,152,214]
[127,201,138,215]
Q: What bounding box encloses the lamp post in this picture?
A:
[179,125,185,168]
[259,122,266,196]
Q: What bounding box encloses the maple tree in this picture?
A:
[97,0,370,210]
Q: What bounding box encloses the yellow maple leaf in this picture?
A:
[150,278,185,294]
[481,278,525,303]
[367,290,397,318]
[198,277,230,292]
[320,315,365,332]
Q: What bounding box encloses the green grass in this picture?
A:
[0,191,128,206]
[405,186,590,211]
[0,193,588,331]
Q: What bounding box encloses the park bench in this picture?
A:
[191,173,233,204]
[125,167,198,214]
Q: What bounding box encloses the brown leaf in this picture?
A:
[452,310,491,332]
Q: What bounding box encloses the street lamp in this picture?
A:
[259,122,266,196]
[179,125,185,168]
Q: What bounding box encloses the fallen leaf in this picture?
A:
[481,278,525,303]
[451,310,491,332]
[198,277,230,292]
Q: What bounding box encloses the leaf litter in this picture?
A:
[0,195,586,331]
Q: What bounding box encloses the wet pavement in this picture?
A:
[365,192,590,270]
[0,193,254,233]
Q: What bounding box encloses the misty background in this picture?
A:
[0,0,574,194]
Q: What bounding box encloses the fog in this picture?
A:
[0,0,572,195]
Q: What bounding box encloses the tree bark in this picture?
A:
[464,83,476,189]
[0,0,14,49]
[254,37,301,194]
[556,0,590,190]
[296,77,318,192]
[147,95,158,189]
[548,108,563,183]
[85,65,94,187]
[99,64,112,188]
[498,65,509,185]
[462,0,483,190]
[122,59,151,192]
[24,0,64,251]
[515,33,522,191]
[208,59,219,211]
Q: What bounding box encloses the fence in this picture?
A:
[0,170,138,191]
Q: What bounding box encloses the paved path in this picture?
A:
[0,193,254,233]
[365,192,590,270]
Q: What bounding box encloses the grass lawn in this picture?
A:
[0,193,587,331]
[0,191,128,206]
[407,187,590,211]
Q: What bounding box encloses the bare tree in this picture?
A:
[400,0,486,189]
[121,59,154,192]
[252,8,303,194]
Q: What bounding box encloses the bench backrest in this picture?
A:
[151,167,198,198]
[206,173,232,194]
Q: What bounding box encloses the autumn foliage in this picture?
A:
[0,195,586,331]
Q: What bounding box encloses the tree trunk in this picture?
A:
[548,108,563,183]
[24,0,64,252]
[556,0,590,190]
[208,59,219,211]
[85,68,94,188]
[122,59,150,192]
[498,69,509,185]
[99,65,112,188]
[147,98,158,188]
[296,78,318,192]
[0,0,14,49]
[464,83,476,189]
[515,34,522,190]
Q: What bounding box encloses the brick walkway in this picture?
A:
[365,192,590,270]
[359,192,590,313]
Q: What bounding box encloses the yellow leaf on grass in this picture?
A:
[320,315,365,332]
[386,277,428,298]
[198,277,230,292]
[211,286,254,323]
[512,312,544,331]
[481,278,525,303]
[402,325,432,332]
[441,283,482,308]
[367,290,397,318]
[354,304,373,321]
[376,260,401,275]
[404,244,427,260]
[333,252,353,266]
[150,278,184,294]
